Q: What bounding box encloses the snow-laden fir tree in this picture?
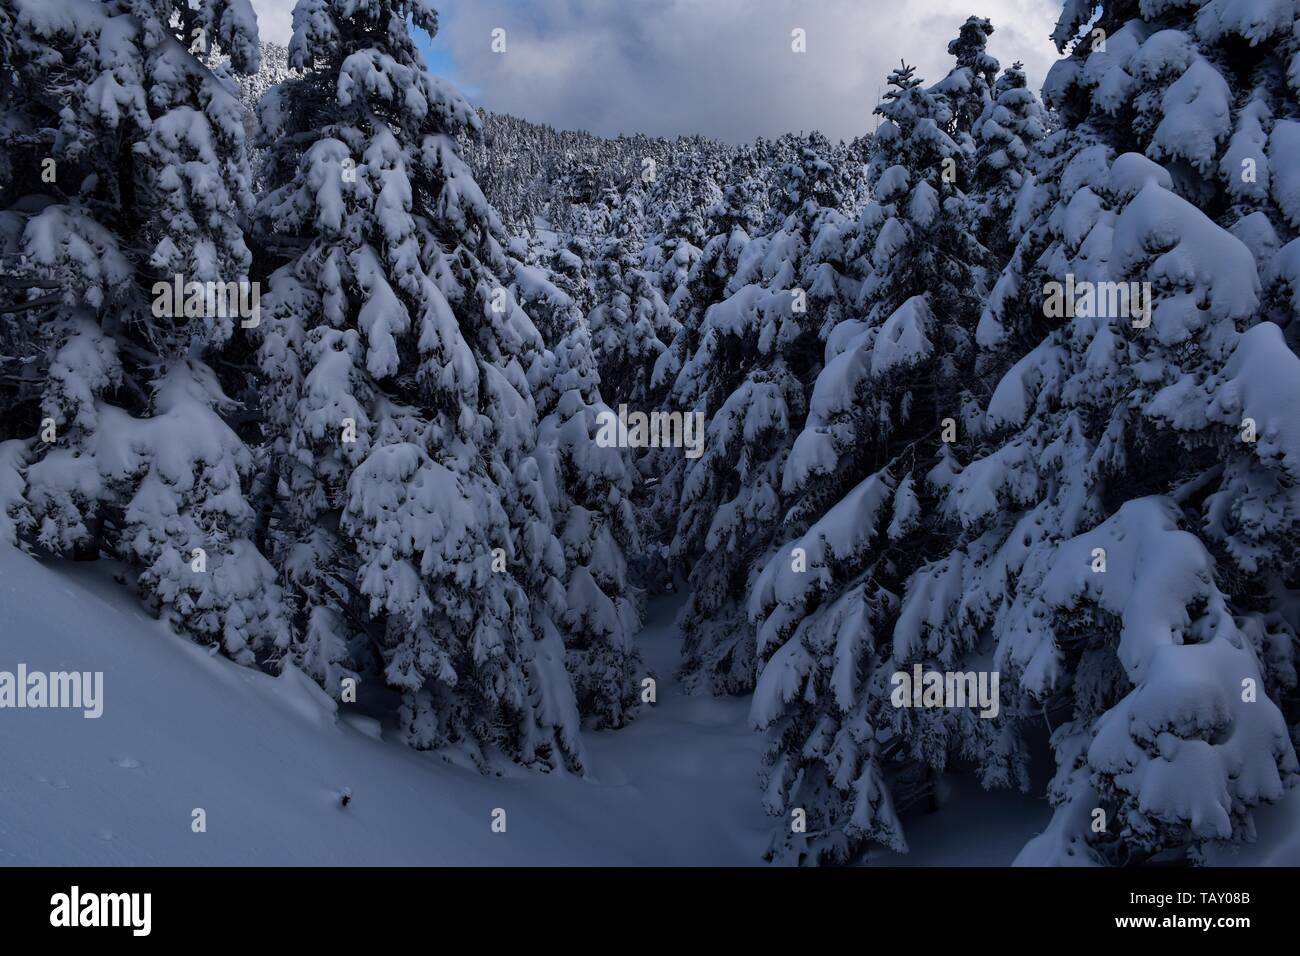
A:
[994,0,1300,865]
[754,3,1300,866]
[585,188,678,407]
[965,58,1051,419]
[256,0,639,768]
[641,159,769,591]
[511,253,646,730]
[0,0,286,663]
[537,232,595,319]
[748,53,997,864]
[932,16,999,146]
[651,162,769,395]
[661,131,857,694]
[970,62,1050,259]
[653,230,702,317]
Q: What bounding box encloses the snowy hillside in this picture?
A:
[4,539,1296,865]
[0,543,771,865]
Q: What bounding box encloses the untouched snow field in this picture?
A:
[1,541,1294,866]
[0,544,770,865]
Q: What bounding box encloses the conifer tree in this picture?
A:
[585,192,677,407]
[932,15,999,145]
[749,53,996,864]
[513,259,645,730]
[753,5,1300,866]
[0,0,286,662]
[256,0,597,768]
[665,132,855,694]
[970,62,1049,259]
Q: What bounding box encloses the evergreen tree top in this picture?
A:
[947,15,998,81]
[882,61,923,99]
[289,0,439,69]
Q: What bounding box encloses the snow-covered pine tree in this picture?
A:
[932,16,999,149]
[640,158,769,594]
[519,275,645,729]
[643,161,713,320]
[0,0,286,663]
[585,188,678,407]
[970,62,1050,259]
[646,182,708,321]
[652,227,702,318]
[652,161,769,396]
[965,58,1052,421]
[755,4,1300,866]
[748,54,996,864]
[256,0,607,769]
[663,131,856,695]
[995,0,1300,865]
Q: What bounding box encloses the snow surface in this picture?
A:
[4,513,1296,865]
[0,545,769,865]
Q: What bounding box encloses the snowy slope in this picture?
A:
[0,545,768,866]
[3,541,1292,866]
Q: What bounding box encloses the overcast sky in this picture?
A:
[249,0,1063,144]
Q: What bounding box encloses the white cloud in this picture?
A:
[249,0,1064,144]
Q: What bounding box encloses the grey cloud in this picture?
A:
[439,0,1063,142]
[251,0,1064,143]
